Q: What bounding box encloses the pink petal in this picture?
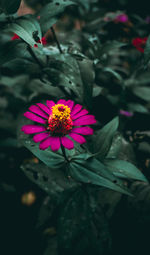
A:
[33,133,49,143]
[65,100,74,110]
[71,127,93,135]
[60,136,74,150]
[46,100,55,110]
[21,125,46,134]
[36,103,50,115]
[71,104,82,116]
[24,112,46,124]
[57,99,66,105]
[71,109,89,120]
[50,137,61,151]
[39,137,52,150]
[29,105,48,119]
[69,133,86,144]
[73,115,96,126]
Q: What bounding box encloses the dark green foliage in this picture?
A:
[7,15,42,48]
[23,138,65,169]
[104,159,147,181]
[92,117,119,160]
[57,187,111,255]
[0,1,150,255]
[0,0,21,14]
[69,159,132,195]
[36,0,76,33]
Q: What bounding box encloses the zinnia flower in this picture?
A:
[11,33,47,47]
[119,110,133,117]
[145,16,150,24]
[132,37,148,53]
[21,99,96,151]
[114,14,129,23]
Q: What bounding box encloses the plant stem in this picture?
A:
[27,45,44,68]
[51,26,63,54]
[61,145,69,162]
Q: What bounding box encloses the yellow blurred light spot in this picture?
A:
[21,191,36,206]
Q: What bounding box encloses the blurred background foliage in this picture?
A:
[0,0,150,255]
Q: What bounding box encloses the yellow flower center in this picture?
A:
[47,104,72,135]
[51,104,71,120]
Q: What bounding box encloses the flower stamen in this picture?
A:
[48,104,73,135]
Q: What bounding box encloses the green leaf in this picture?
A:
[72,153,93,161]
[69,161,132,195]
[132,86,150,102]
[93,86,103,97]
[22,138,65,169]
[37,0,76,33]
[98,41,126,57]
[144,35,150,63]
[0,0,21,14]
[102,67,123,82]
[21,161,77,198]
[128,103,148,113]
[106,132,123,159]
[104,159,148,182]
[94,117,119,160]
[7,15,42,48]
[77,59,94,108]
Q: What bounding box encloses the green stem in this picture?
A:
[51,26,63,54]
[61,145,69,162]
[27,45,44,68]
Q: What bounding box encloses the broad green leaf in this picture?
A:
[98,41,126,57]
[44,49,83,99]
[128,103,149,113]
[94,117,119,160]
[73,155,132,192]
[93,86,103,97]
[132,86,150,101]
[106,133,122,159]
[43,67,78,96]
[102,67,123,82]
[104,159,148,182]
[37,0,76,33]
[22,138,65,168]
[7,15,42,48]
[77,59,94,108]
[0,0,21,14]
[72,153,93,161]
[21,161,77,198]
[69,162,131,195]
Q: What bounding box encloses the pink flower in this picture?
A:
[11,33,20,40]
[114,14,129,23]
[132,37,148,53]
[11,33,47,47]
[21,100,96,151]
[145,16,150,24]
[119,110,133,117]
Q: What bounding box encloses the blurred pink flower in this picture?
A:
[132,37,148,53]
[145,16,150,24]
[119,110,133,117]
[114,14,129,23]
